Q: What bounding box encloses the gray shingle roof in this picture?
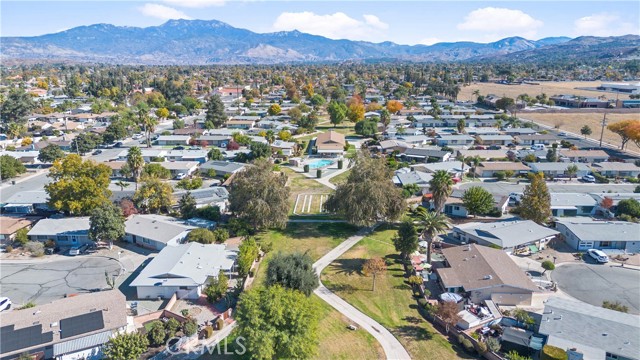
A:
[28,217,90,236]
[125,215,195,244]
[556,217,640,242]
[454,220,559,248]
[200,161,246,173]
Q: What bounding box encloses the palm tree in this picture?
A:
[455,154,467,178]
[115,180,130,191]
[428,170,454,214]
[415,207,450,264]
[126,146,145,190]
[472,89,480,103]
[265,130,275,145]
[466,156,482,179]
[138,109,157,148]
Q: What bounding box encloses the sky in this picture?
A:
[1,1,639,44]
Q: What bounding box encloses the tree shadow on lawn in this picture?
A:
[394,284,412,291]
[328,258,365,276]
[394,323,434,341]
[278,222,359,240]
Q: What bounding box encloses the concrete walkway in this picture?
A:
[312,159,352,190]
[313,225,412,360]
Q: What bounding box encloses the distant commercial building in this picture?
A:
[597,82,640,95]
[550,95,610,109]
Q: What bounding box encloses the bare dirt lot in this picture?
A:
[459,81,633,102]
[521,112,640,153]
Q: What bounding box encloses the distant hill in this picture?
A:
[1,19,637,64]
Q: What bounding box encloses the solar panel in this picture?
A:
[59,311,104,339]
[0,324,53,354]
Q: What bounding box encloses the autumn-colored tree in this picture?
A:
[519,172,552,224]
[346,101,365,123]
[362,257,386,291]
[365,102,382,112]
[436,301,461,332]
[600,196,614,210]
[155,107,169,120]
[607,120,640,150]
[268,104,282,116]
[119,199,138,217]
[386,100,403,113]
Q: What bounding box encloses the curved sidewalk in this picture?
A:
[313,226,411,360]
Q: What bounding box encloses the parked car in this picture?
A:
[173,146,185,150]
[45,247,60,255]
[488,145,502,150]
[558,132,567,137]
[68,246,81,256]
[530,144,546,151]
[92,149,103,155]
[587,249,609,263]
[581,175,596,183]
[114,141,123,148]
[210,179,222,187]
[0,297,12,312]
[132,134,143,140]
[188,146,201,150]
[78,244,90,254]
[175,173,187,180]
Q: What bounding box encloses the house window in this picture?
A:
[180,286,189,290]
[454,206,460,210]
[606,353,619,360]
[601,241,611,248]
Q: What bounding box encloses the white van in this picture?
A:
[530,144,546,151]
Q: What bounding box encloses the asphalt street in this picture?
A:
[0,172,51,203]
[0,256,122,306]
[551,263,640,314]
[456,181,636,197]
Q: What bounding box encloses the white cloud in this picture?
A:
[272,12,389,41]
[163,0,225,8]
[457,7,543,41]
[418,37,442,46]
[573,13,638,37]
[139,3,192,20]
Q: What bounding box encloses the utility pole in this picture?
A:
[599,113,607,148]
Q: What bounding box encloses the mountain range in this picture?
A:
[1,19,639,65]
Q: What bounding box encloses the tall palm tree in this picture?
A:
[126,146,144,190]
[466,156,482,180]
[429,170,454,214]
[455,154,468,178]
[265,130,275,145]
[415,207,450,264]
[472,89,480,103]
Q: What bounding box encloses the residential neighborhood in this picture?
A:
[1,6,640,360]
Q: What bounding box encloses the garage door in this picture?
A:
[578,241,594,250]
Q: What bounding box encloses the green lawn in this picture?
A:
[329,169,351,186]
[282,167,334,215]
[322,226,470,360]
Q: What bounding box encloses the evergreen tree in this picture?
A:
[519,172,551,224]
[462,186,495,217]
[205,95,226,128]
[392,220,419,259]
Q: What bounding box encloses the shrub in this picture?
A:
[17,301,36,310]
[184,320,197,337]
[417,298,428,308]
[44,239,56,248]
[494,171,506,181]
[487,207,503,217]
[462,339,474,353]
[541,344,568,360]
[147,321,166,346]
[165,318,180,337]
[476,341,488,354]
[593,172,609,183]
[602,300,629,313]
[25,241,44,257]
[15,228,29,246]
[213,228,229,243]
[5,245,13,253]
[542,260,555,273]
[181,309,189,316]
[486,337,501,352]
[203,325,213,339]
[457,334,465,344]
[187,228,216,244]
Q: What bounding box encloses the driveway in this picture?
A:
[551,263,640,314]
[0,256,122,306]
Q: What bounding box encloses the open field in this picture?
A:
[293,193,330,214]
[459,81,633,102]
[283,168,334,214]
[224,222,382,360]
[521,112,640,153]
[322,227,469,360]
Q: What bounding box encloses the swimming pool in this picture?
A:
[307,159,334,169]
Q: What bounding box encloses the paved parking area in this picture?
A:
[0,257,122,306]
[551,263,640,314]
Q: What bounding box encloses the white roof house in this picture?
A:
[453,219,559,253]
[130,242,237,300]
[124,214,195,251]
[555,217,640,252]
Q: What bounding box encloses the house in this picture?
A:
[528,162,591,178]
[452,219,559,254]
[591,162,640,178]
[538,297,640,360]
[515,134,557,145]
[1,151,41,164]
[392,169,432,189]
[159,161,199,177]
[155,135,191,146]
[443,195,509,217]
[199,161,246,177]
[435,135,475,147]
[395,135,431,146]
[2,190,50,214]
[555,217,640,252]
[549,193,597,217]
[130,242,237,300]
[399,148,452,163]
[173,127,205,136]
[315,131,346,157]
[590,193,640,217]
[193,135,232,148]
[558,149,609,163]
[101,161,126,178]
[0,291,127,360]
[511,149,548,162]
[226,120,256,130]
[475,135,514,146]
[124,215,195,250]
[27,217,92,247]
[502,128,537,136]
[164,150,208,163]
[182,187,230,212]
[0,216,35,244]
[271,140,297,156]
[379,139,410,154]
[474,162,531,177]
[436,244,541,306]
